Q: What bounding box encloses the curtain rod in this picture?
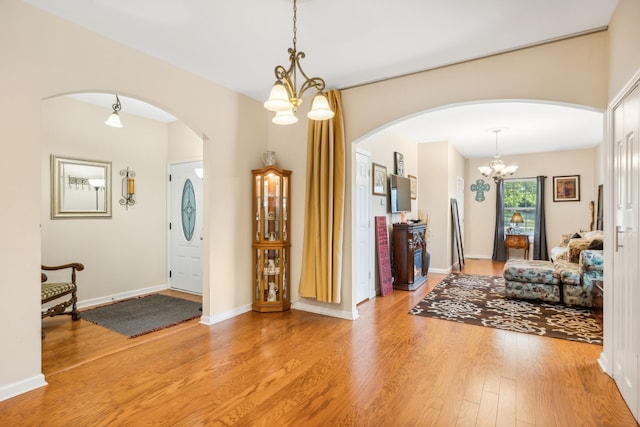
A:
[501,176,547,181]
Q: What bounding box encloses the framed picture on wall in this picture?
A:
[394,151,405,176]
[408,175,417,199]
[372,163,387,195]
[553,175,580,202]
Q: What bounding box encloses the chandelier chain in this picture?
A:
[292,0,297,51]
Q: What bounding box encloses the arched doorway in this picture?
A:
[351,99,603,317]
[40,92,204,373]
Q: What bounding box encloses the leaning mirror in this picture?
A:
[51,155,112,218]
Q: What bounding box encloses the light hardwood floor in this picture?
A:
[1,259,636,426]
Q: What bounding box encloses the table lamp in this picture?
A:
[510,212,524,233]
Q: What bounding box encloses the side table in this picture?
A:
[505,234,530,260]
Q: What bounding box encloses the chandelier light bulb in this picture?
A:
[264,82,293,112]
[272,109,299,125]
[307,93,335,120]
[105,111,122,128]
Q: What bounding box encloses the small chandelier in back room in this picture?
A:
[263,0,334,125]
[478,129,518,181]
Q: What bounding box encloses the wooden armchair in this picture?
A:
[41,263,84,322]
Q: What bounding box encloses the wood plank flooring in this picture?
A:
[1,259,636,426]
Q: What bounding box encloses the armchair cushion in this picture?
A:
[581,250,604,271]
[554,259,582,286]
[42,282,76,303]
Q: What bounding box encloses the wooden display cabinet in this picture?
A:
[252,166,291,312]
[392,222,428,291]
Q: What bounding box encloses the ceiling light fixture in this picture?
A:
[478,129,518,181]
[105,95,123,128]
[264,0,334,125]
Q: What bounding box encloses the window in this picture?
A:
[503,179,537,236]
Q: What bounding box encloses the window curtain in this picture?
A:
[533,175,549,260]
[492,179,506,261]
[298,90,345,303]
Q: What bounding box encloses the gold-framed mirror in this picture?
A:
[51,155,112,218]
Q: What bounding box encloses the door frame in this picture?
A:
[601,70,640,418]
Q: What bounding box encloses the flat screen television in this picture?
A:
[389,174,412,213]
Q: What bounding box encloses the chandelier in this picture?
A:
[263,0,334,125]
[478,129,518,181]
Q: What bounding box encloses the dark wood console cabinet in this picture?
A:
[392,222,428,291]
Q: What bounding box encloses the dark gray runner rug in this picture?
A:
[409,273,602,344]
[81,294,201,338]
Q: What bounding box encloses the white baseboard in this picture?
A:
[0,374,47,402]
[77,284,170,309]
[293,300,359,320]
[200,304,252,326]
[598,351,612,376]
[464,253,493,260]
[428,267,452,274]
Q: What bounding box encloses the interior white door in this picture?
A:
[170,161,203,294]
[355,151,373,304]
[612,82,640,419]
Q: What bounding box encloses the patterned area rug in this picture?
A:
[409,273,602,344]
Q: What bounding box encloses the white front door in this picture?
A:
[170,161,203,294]
[612,82,640,419]
[355,151,373,304]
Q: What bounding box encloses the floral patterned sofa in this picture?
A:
[503,231,604,307]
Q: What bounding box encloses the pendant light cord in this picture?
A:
[292,0,297,51]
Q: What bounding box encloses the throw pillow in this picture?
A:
[568,238,592,263]
[588,239,604,250]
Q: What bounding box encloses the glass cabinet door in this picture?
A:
[261,248,281,302]
[282,176,288,242]
[262,173,280,242]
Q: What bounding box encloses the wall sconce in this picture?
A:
[119,167,136,209]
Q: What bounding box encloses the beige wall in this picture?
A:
[343,32,609,144]
[608,0,640,100]
[417,142,450,270]
[0,0,266,399]
[464,148,598,259]
[168,121,203,164]
[41,97,170,303]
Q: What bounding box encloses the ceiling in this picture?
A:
[27,0,617,157]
